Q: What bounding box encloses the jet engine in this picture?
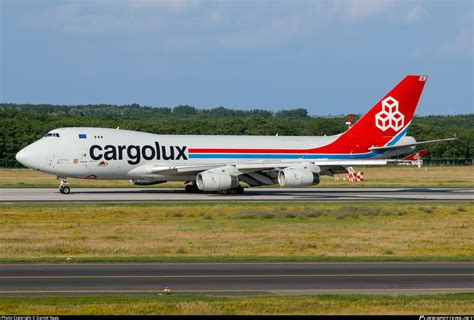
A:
[129,179,166,186]
[196,171,239,191]
[278,169,320,187]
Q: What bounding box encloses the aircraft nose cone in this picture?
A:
[15,149,27,165]
[16,146,34,167]
[16,141,47,169]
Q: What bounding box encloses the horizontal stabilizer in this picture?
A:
[404,149,428,161]
[369,138,457,152]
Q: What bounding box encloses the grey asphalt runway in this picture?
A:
[1,187,473,203]
[0,262,472,296]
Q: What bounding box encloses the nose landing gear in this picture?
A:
[58,177,71,194]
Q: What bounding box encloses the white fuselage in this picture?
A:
[16,127,414,181]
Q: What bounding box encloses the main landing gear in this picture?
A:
[217,185,244,195]
[185,183,200,193]
[184,183,245,194]
[58,177,71,194]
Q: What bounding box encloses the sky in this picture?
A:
[1,0,472,115]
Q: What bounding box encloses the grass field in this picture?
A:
[0,165,473,188]
[2,171,471,315]
[1,294,473,315]
[0,202,472,262]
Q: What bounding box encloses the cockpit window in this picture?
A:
[44,133,60,138]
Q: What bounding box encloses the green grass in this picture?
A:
[0,201,472,262]
[1,294,473,315]
[0,255,472,263]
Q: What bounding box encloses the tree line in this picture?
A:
[0,103,472,164]
[0,103,309,119]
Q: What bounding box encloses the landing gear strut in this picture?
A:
[58,177,71,194]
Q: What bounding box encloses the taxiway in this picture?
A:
[1,187,472,203]
[0,262,472,296]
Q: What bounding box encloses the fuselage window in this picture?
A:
[43,133,60,138]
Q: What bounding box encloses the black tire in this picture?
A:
[61,186,71,194]
[185,184,201,193]
[235,185,244,194]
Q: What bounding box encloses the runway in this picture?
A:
[0,262,472,296]
[1,187,473,203]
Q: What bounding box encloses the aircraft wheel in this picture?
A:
[185,184,200,193]
[235,185,244,194]
[59,186,70,194]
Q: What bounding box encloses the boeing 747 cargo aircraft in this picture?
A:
[16,75,454,194]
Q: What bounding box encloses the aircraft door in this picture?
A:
[49,151,56,169]
[80,150,88,168]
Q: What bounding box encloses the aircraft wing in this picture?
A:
[128,159,389,186]
[148,159,388,174]
[368,138,456,152]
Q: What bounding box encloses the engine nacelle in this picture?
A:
[196,172,239,191]
[129,179,166,186]
[278,169,320,187]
